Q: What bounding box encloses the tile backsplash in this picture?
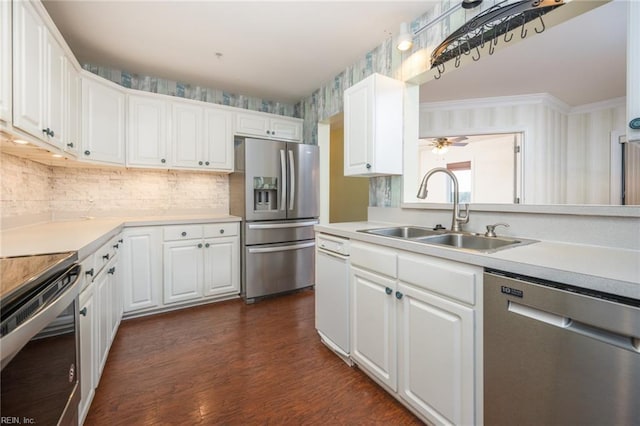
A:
[1,153,229,229]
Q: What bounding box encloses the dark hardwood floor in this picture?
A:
[85,289,423,425]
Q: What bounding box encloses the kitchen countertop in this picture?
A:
[0,214,241,260]
[315,221,640,300]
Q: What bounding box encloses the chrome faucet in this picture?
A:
[417,167,470,232]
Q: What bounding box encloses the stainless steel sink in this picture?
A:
[358,226,537,253]
[415,233,527,252]
[359,226,446,239]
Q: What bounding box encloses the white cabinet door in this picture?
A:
[203,236,239,297]
[79,283,96,425]
[12,0,46,139]
[163,240,203,304]
[45,31,66,148]
[108,261,122,342]
[235,111,303,142]
[171,102,203,168]
[122,227,163,313]
[343,73,403,176]
[127,94,169,167]
[269,117,302,142]
[82,76,125,164]
[65,64,81,155]
[203,106,233,170]
[94,268,111,381]
[0,0,12,123]
[350,266,397,391]
[397,282,475,426]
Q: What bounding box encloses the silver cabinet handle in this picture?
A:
[248,241,315,254]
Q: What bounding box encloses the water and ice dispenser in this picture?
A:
[253,177,278,211]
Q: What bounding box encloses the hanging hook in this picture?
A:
[434,63,445,80]
[520,14,528,39]
[503,18,513,43]
[534,13,546,34]
[472,46,481,61]
[488,37,496,55]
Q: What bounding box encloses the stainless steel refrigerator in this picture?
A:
[230,137,319,303]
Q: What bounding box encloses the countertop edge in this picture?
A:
[315,222,640,300]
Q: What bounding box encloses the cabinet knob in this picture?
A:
[181,231,187,237]
[67,142,74,148]
[205,243,210,248]
[108,267,116,275]
[118,239,123,243]
[198,161,203,165]
[266,130,271,135]
[219,229,225,234]
[205,161,210,166]
[113,243,119,249]
[385,287,392,295]
[198,243,203,248]
[395,291,403,300]
[49,129,55,137]
[161,158,166,163]
[366,163,372,169]
[42,128,49,135]
[85,268,94,277]
[80,307,88,316]
[630,117,640,130]
[102,253,110,260]
[84,150,91,156]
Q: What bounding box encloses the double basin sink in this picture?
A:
[358,226,537,253]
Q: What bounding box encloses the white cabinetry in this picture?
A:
[12,0,66,146]
[78,256,96,425]
[349,241,482,426]
[0,0,12,123]
[121,226,163,313]
[343,73,403,176]
[82,74,125,165]
[65,64,81,156]
[127,94,169,167]
[163,222,240,305]
[235,111,303,142]
[203,106,234,170]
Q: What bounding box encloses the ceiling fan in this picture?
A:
[422,136,468,154]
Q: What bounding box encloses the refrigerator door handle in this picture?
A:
[289,149,295,211]
[279,149,287,211]
[247,220,318,230]
[248,241,315,254]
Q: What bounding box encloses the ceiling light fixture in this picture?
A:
[432,146,449,155]
[396,22,413,51]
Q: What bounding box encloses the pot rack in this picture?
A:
[430,0,565,79]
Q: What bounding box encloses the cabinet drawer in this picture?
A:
[398,252,479,305]
[164,225,203,241]
[203,222,238,238]
[94,235,120,273]
[79,255,95,290]
[350,241,397,278]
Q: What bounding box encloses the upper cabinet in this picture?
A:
[82,74,126,165]
[343,73,404,176]
[0,0,11,123]
[65,64,81,156]
[127,93,169,168]
[12,0,64,145]
[628,1,640,143]
[235,111,303,142]
[203,106,233,171]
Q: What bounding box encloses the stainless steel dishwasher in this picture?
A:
[484,269,640,426]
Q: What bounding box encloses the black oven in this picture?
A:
[1,252,81,426]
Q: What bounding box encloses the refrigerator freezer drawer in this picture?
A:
[245,220,318,245]
[245,240,315,301]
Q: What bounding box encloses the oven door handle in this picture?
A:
[0,265,81,370]
[248,241,315,254]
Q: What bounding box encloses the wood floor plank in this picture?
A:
[84,289,424,425]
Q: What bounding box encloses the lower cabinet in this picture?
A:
[78,272,96,425]
[163,223,240,305]
[349,241,482,426]
[121,222,240,315]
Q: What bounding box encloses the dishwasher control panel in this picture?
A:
[317,234,350,256]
